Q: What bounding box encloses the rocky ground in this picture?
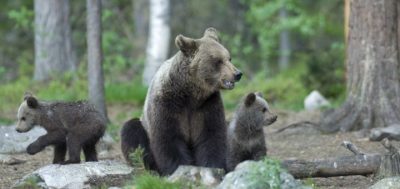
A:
[1,109,399,188]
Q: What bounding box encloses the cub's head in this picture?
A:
[239,92,277,127]
[175,27,242,91]
[16,93,39,133]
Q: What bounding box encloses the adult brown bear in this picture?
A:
[121,28,242,175]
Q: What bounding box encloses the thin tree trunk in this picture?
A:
[321,0,400,133]
[279,8,290,70]
[132,0,149,54]
[87,0,108,120]
[34,0,76,81]
[142,0,171,86]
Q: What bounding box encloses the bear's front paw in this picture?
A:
[27,143,43,155]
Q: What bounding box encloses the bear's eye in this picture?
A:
[216,60,223,65]
[262,108,267,113]
[21,117,26,121]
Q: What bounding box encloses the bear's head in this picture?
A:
[16,92,39,133]
[175,27,242,92]
[241,92,277,127]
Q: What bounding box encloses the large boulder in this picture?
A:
[217,160,311,189]
[0,125,46,154]
[13,160,133,189]
[304,90,330,111]
[369,177,400,189]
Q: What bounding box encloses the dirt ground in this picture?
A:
[1,109,399,188]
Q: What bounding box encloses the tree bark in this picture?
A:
[87,0,108,120]
[142,0,171,86]
[282,154,381,178]
[278,8,290,70]
[34,0,76,81]
[132,0,149,54]
[321,0,400,132]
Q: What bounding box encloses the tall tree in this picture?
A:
[322,0,400,133]
[278,8,290,70]
[34,0,76,81]
[142,0,171,86]
[87,0,108,120]
[132,0,149,54]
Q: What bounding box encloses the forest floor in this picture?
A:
[1,108,399,188]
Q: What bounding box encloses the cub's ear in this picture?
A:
[26,96,39,109]
[255,92,264,98]
[245,93,256,107]
[203,27,220,42]
[175,34,198,55]
[23,91,34,100]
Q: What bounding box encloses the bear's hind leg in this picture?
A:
[83,143,98,162]
[62,134,82,164]
[53,143,66,164]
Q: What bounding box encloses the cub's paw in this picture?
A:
[26,143,43,155]
[59,160,80,165]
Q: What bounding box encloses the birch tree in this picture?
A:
[142,0,171,86]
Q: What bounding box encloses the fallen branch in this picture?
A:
[281,141,381,178]
[274,121,318,134]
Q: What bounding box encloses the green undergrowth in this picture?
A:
[223,63,309,111]
[123,148,185,189]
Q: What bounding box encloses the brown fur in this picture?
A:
[121,28,242,175]
[16,94,106,164]
[226,92,277,171]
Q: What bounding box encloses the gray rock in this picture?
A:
[370,124,400,141]
[0,154,25,165]
[0,125,46,154]
[97,132,115,159]
[168,165,225,187]
[217,160,311,189]
[369,177,400,189]
[304,90,330,111]
[280,172,311,189]
[13,160,133,189]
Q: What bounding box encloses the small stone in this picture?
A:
[304,90,330,111]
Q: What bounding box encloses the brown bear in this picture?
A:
[121,28,242,175]
[16,93,106,164]
[226,92,277,171]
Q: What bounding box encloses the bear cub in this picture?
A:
[226,92,277,171]
[16,93,106,164]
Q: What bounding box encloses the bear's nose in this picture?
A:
[234,71,242,81]
[271,115,278,122]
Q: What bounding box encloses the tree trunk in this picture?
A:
[321,0,400,133]
[34,0,76,81]
[87,0,108,121]
[278,8,290,70]
[142,0,171,86]
[132,0,149,54]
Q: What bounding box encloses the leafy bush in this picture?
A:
[223,63,309,111]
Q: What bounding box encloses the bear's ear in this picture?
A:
[175,34,198,55]
[23,91,34,100]
[26,96,39,109]
[255,92,263,98]
[245,93,256,107]
[203,27,220,42]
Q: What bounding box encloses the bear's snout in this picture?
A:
[234,71,243,82]
[16,127,23,133]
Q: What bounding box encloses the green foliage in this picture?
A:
[131,173,184,189]
[129,147,146,169]
[7,6,34,29]
[223,63,308,111]
[302,43,345,98]
[242,157,282,189]
[105,81,147,104]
